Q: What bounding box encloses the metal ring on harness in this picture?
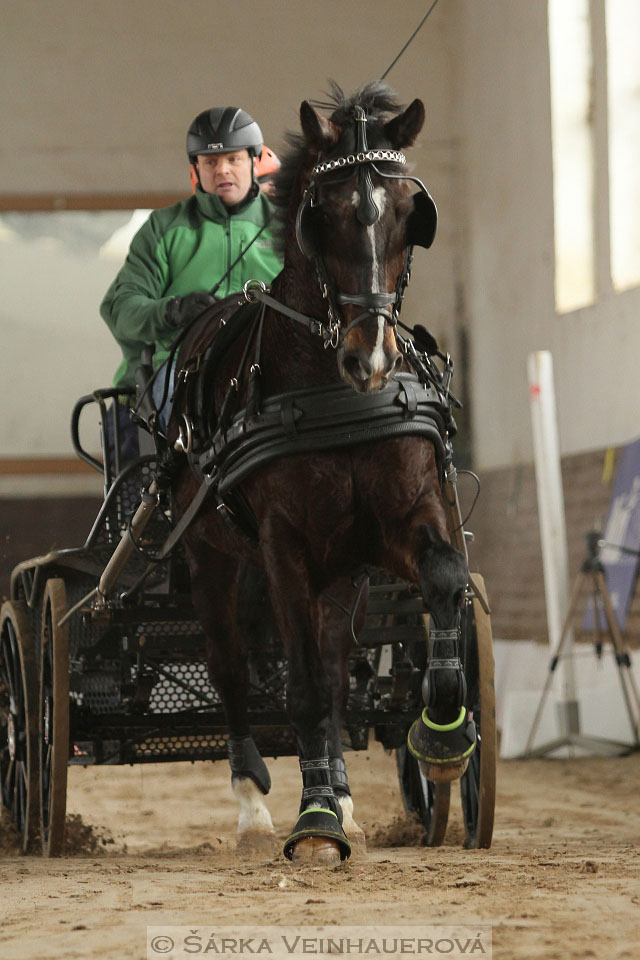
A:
[174,414,194,454]
[243,278,267,303]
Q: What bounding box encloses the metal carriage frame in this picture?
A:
[0,383,496,857]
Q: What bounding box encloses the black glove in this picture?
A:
[165,291,217,328]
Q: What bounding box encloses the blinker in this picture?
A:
[406,189,438,249]
[295,188,318,259]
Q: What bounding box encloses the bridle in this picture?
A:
[294,106,437,347]
[245,107,438,350]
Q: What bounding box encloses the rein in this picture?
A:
[243,280,407,351]
[242,280,340,347]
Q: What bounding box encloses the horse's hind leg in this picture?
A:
[182,537,276,854]
[408,525,477,782]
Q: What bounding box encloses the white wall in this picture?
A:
[1,225,121,455]
[456,0,640,469]
[4,0,455,195]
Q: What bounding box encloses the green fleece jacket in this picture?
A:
[100,186,283,388]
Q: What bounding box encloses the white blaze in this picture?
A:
[351,186,388,374]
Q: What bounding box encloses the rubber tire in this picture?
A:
[0,600,39,853]
[39,579,69,857]
[460,573,497,849]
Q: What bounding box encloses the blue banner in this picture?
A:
[583,437,640,631]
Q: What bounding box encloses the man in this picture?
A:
[101,106,283,448]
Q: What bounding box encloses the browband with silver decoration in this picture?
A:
[312,149,406,177]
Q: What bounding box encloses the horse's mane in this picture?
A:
[271,81,406,254]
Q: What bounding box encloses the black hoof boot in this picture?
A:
[408,706,476,782]
[283,807,351,861]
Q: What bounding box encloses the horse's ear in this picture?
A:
[384,99,425,149]
[300,101,339,151]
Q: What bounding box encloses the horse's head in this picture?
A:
[283,83,437,394]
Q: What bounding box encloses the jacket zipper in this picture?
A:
[225,220,231,297]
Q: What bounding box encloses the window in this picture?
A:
[0,210,149,457]
[548,0,596,312]
[606,0,640,291]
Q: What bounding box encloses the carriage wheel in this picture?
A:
[396,743,451,846]
[39,579,69,857]
[0,600,39,852]
[459,573,496,849]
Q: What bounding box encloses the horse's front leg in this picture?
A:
[319,581,367,852]
[182,534,276,855]
[406,521,477,782]
[260,516,351,863]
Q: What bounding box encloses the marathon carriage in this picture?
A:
[1,82,497,861]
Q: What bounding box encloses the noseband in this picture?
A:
[295,106,436,346]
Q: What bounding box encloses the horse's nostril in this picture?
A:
[359,356,373,377]
[343,353,370,381]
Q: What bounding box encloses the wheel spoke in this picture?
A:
[2,633,18,704]
[4,757,15,804]
[10,760,18,821]
[16,759,27,829]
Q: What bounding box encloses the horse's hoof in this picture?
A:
[419,757,470,782]
[407,707,476,783]
[237,830,279,858]
[290,836,342,863]
[283,809,351,861]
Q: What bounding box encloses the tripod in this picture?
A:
[522,531,640,757]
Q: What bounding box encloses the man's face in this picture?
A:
[196,149,254,205]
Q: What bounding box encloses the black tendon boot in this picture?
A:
[283,749,351,861]
[408,626,476,781]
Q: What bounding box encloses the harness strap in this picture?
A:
[244,283,329,339]
[337,292,397,309]
[151,474,214,562]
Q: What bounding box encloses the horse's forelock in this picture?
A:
[270,81,407,254]
[325,80,405,125]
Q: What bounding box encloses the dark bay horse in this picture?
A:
[169,82,474,862]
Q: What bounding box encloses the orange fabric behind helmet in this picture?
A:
[190,146,280,194]
[256,146,281,181]
[189,163,199,194]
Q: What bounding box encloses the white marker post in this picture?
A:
[527,351,578,737]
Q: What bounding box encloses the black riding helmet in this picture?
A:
[186,106,264,161]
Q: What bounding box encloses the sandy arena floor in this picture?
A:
[1,742,639,960]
